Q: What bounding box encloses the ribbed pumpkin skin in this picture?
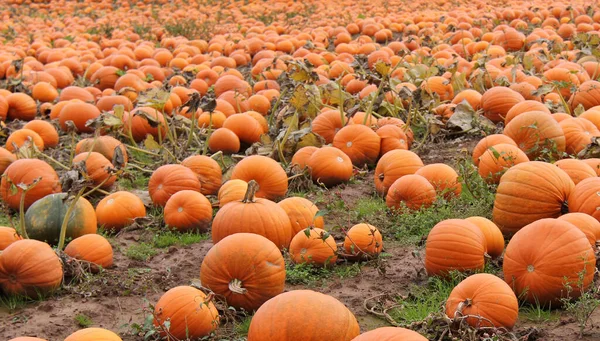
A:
[343,223,383,259]
[570,80,600,110]
[464,217,504,259]
[386,174,436,211]
[8,337,48,341]
[0,159,61,210]
[96,191,146,231]
[181,155,222,195]
[58,102,101,133]
[472,134,517,166]
[351,327,427,341]
[374,149,424,196]
[75,136,129,165]
[0,239,62,297]
[231,155,288,200]
[122,107,167,142]
[503,111,566,158]
[290,228,337,266]
[0,226,22,250]
[558,213,600,248]
[333,124,381,166]
[503,219,595,305]
[291,146,319,170]
[376,125,409,157]
[72,152,117,189]
[64,327,123,341]
[481,87,525,123]
[201,233,285,311]
[23,120,59,148]
[25,193,97,244]
[5,128,44,152]
[277,197,324,235]
[306,146,353,187]
[582,158,600,176]
[425,219,486,278]
[445,273,518,329]
[218,179,248,208]
[248,290,360,341]
[212,194,293,249]
[0,146,16,174]
[477,143,529,184]
[554,159,596,185]
[415,163,462,199]
[164,190,212,232]
[64,234,114,270]
[6,93,37,121]
[153,286,219,340]
[559,117,600,155]
[312,109,351,144]
[569,177,600,221]
[148,164,202,206]
[504,100,551,125]
[493,161,574,235]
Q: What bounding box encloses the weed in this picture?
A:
[354,197,387,220]
[74,313,93,328]
[285,261,362,286]
[519,302,559,323]
[152,230,209,248]
[0,294,30,311]
[234,315,253,336]
[126,243,158,261]
[560,261,600,338]
[0,213,12,226]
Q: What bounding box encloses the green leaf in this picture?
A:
[143,135,161,151]
[314,209,329,219]
[303,227,311,238]
[374,61,390,77]
[489,146,501,159]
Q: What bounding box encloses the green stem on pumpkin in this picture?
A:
[57,188,86,251]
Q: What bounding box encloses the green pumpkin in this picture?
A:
[25,193,97,244]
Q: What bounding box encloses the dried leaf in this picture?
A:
[446,101,476,131]
[144,135,161,151]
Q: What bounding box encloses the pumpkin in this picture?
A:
[503,111,566,159]
[0,95,7,120]
[0,226,22,250]
[8,338,47,341]
[164,190,212,232]
[306,146,353,187]
[247,290,360,341]
[312,109,351,144]
[452,89,482,110]
[96,191,146,231]
[377,117,414,145]
[0,239,62,298]
[425,219,486,278]
[207,127,240,154]
[477,143,529,184]
[277,197,324,235]
[58,102,101,133]
[558,213,600,248]
[31,82,58,103]
[64,234,114,270]
[343,223,383,259]
[64,328,122,341]
[122,107,167,143]
[554,159,596,185]
[6,93,37,121]
[291,146,319,170]
[0,147,16,174]
[351,327,427,341]
[569,177,600,221]
[153,286,219,339]
[212,181,293,249]
[25,193,97,244]
[445,273,518,329]
[503,218,595,305]
[559,117,600,155]
[201,233,285,311]
[376,125,409,157]
[504,100,551,125]
[222,113,263,145]
[231,155,288,200]
[481,87,525,123]
[493,161,574,235]
[5,129,44,153]
[218,179,248,208]
[72,152,117,189]
[464,217,504,259]
[290,228,338,266]
[415,163,461,199]
[181,155,222,196]
[333,124,381,166]
[75,136,128,165]
[421,76,454,101]
[579,108,600,130]
[59,86,95,102]
[582,158,600,176]
[148,164,202,206]
[96,95,134,112]
[386,174,436,211]
[214,74,252,97]
[570,80,600,110]
[471,134,517,166]
[0,159,61,210]
[90,66,120,90]
[23,120,59,148]
[374,149,423,196]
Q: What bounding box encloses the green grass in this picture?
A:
[126,243,158,261]
[234,315,253,336]
[152,230,209,248]
[354,197,387,220]
[0,294,31,311]
[285,261,361,286]
[74,313,93,328]
[0,213,13,226]
[519,303,560,323]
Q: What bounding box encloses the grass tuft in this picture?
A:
[126,243,158,261]
[74,313,93,328]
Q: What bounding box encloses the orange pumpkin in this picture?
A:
[312,109,351,144]
[504,100,551,125]
[181,155,222,196]
[75,136,128,165]
[582,158,600,176]
[343,223,383,259]
[386,174,436,211]
[554,159,596,185]
[290,228,337,266]
[122,107,167,142]
[164,190,212,232]
[558,213,600,248]
[218,179,248,208]
[352,327,427,341]
[23,120,59,148]
[291,146,319,170]
[0,147,16,174]
[148,164,202,206]
[0,226,22,250]
[64,234,114,270]
[569,177,600,221]
[333,124,381,166]
[503,111,566,158]
[278,197,324,235]
[64,328,122,341]
[5,129,44,152]
[58,102,101,133]
[477,143,529,184]
[559,117,600,155]
[415,163,461,199]
[6,93,37,121]
[96,191,146,231]
[374,149,423,196]
[73,152,117,189]
[208,127,241,154]
[306,146,353,187]
[481,87,525,123]
[0,159,61,210]
[465,217,504,258]
[376,125,409,157]
[230,155,287,200]
[472,134,517,166]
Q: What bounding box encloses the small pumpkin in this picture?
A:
[291,146,319,170]
[477,143,529,184]
[181,155,222,196]
[73,152,117,189]
[5,128,45,153]
[23,120,59,148]
[376,125,409,157]
[164,190,212,232]
[464,217,504,259]
[148,164,202,206]
[386,174,436,211]
[343,223,383,260]
[0,226,22,250]
[312,109,351,144]
[96,191,146,231]
[503,111,566,159]
[374,149,423,196]
[554,159,596,185]
[306,146,353,187]
[471,134,517,166]
[64,328,122,341]
[64,234,114,270]
[277,197,324,235]
[290,228,338,266]
[351,327,427,341]
[230,155,288,200]
[6,93,37,121]
[58,102,101,133]
[75,136,128,165]
[122,107,167,143]
[208,127,241,154]
[415,163,461,199]
[481,87,525,123]
[218,179,248,208]
[333,124,381,166]
[0,159,61,210]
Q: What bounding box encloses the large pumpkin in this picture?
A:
[504,100,551,125]
[65,234,114,270]
[164,190,212,232]
[72,152,117,189]
[554,159,596,185]
[181,155,222,195]
[96,191,146,231]
[477,143,529,184]
[277,197,324,235]
[351,327,427,341]
[464,217,504,259]
[148,164,202,206]
[247,290,360,341]
[386,174,436,211]
[201,233,285,311]
[558,213,600,248]
[493,161,574,235]
[445,273,518,329]
[230,155,288,200]
[59,102,100,133]
[64,328,122,341]
[332,124,381,166]
[559,117,600,155]
[481,87,525,123]
[425,219,486,277]
[212,181,293,249]
[306,146,353,187]
[503,111,566,158]
[153,286,219,340]
[25,193,97,244]
[570,80,600,110]
[374,149,423,196]
[503,218,595,305]
[0,239,62,297]
[290,228,338,266]
[569,177,600,221]
[0,159,61,210]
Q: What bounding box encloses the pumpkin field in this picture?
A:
[3,0,600,340]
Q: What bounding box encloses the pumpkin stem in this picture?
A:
[561,200,569,215]
[57,188,86,251]
[242,180,259,203]
[16,177,41,239]
[228,278,248,295]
